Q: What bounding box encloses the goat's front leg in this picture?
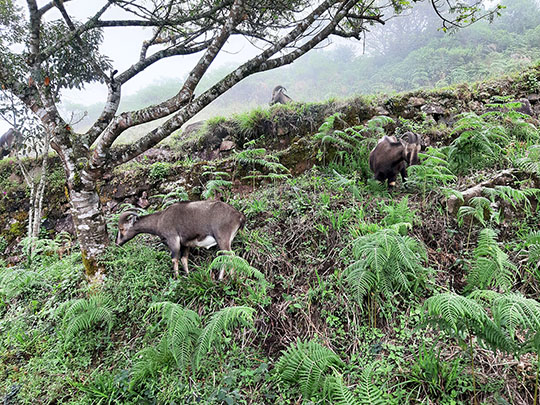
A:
[180,245,190,275]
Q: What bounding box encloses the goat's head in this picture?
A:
[270,85,288,105]
[116,211,139,245]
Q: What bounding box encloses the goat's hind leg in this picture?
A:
[167,237,182,278]
[180,245,190,276]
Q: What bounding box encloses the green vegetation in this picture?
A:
[3,97,540,403]
[3,3,540,397]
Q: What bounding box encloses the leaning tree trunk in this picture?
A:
[55,143,110,281]
[68,181,110,280]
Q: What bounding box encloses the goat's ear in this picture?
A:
[129,215,138,226]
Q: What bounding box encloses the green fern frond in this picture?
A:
[0,267,46,299]
[130,339,174,388]
[457,196,492,227]
[423,292,514,353]
[145,302,201,371]
[276,339,344,399]
[235,148,289,176]
[193,306,255,370]
[517,145,540,175]
[208,255,267,289]
[344,228,427,305]
[406,148,457,191]
[491,293,540,340]
[201,170,231,179]
[441,187,464,203]
[525,231,540,272]
[484,185,540,214]
[356,363,385,405]
[466,228,516,292]
[202,179,233,199]
[423,292,488,334]
[447,113,509,173]
[152,189,189,209]
[61,294,115,341]
[324,375,361,405]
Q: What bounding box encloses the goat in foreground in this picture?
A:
[116,200,246,279]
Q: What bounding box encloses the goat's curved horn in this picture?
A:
[118,210,139,225]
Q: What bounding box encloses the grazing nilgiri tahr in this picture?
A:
[369,133,424,188]
[116,200,246,279]
[270,85,293,105]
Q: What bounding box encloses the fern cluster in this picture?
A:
[235,147,290,185]
[152,189,189,209]
[484,185,540,216]
[457,196,493,227]
[466,228,516,292]
[315,114,393,177]
[0,266,47,300]
[235,148,288,173]
[447,112,509,174]
[517,145,540,175]
[422,292,514,353]
[59,294,115,342]
[406,147,456,194]
[524,231,540,276]
[380,196,417,234]
[276,339,373,404]
[131,304,255,387]
[344,228,428,307]
[425,290,540,358]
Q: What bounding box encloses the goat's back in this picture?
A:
[159,200,244,237]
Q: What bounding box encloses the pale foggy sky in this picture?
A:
[1,0,502,134]
[52,1,263,105]
[1,1,275,133]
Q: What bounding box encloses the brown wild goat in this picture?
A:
[116,200,246,279]
[270,85,293,105]
[369,134,423,188]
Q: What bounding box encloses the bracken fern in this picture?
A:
[344,228,428,306]
[59,293,115,342]
[276,339,345,399]
[145,302,201,371]
[193,305,255,370]
[466,228,516,292]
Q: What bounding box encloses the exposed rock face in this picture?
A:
[219,140,235,152]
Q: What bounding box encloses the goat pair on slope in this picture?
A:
[116,200,245,280]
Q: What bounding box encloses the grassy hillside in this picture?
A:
[2,64,540,403]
